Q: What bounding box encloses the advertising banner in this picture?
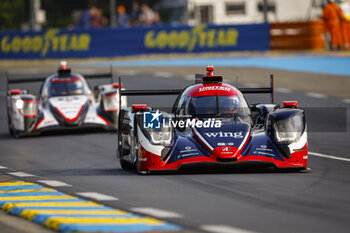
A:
[0,23,270,59]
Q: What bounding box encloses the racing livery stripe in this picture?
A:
[0,182,182,232]
[54,105,85,122]
[97,114,110,126]
[192,127,214,151]
[34,117,45,130]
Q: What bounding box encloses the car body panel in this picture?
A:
[7,63,126,137]
[118,66,308,173]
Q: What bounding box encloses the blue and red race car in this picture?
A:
[117,66,307,174]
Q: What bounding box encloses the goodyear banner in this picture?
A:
[0,24,269,59]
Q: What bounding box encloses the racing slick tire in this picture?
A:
[10,128,22,138]
[120,159,134,170]
[7,115,21,138]
[7,115,13,135]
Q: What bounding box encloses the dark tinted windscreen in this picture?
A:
[189,96,217,116]
[48,79,85,97]
[188,95,249,117]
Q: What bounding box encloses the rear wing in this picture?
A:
[6,68,114,92]
[118,74,274,105]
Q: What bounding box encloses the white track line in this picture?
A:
[76,192,119,201]
[342,99,350,104]
[306,92,327,99]
[275,88,292,93]
[0,165,7,169]
[7,172,35,177]
[38,180,72,187]
[130,207,183,218]
[153,72,173,78]
[309,151,350,162]
[201,225,258,233]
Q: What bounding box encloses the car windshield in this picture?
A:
[188,95,250,117]
[48,78,86,97]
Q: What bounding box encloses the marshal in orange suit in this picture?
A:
[323,0,346,50]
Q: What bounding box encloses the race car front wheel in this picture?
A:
[118,133,134,170]
[7,115,13,135]
[7,115,21,138]
[120,159,134,170]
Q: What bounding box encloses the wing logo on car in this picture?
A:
[204,131,244,138]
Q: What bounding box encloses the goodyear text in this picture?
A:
[1,29,90,57]
[145,24,239,52]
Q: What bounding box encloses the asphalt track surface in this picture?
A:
[0,66,350,233]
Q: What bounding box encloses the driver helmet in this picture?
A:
[222,96,240,114]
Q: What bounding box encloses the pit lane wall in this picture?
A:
[0,23,269,60]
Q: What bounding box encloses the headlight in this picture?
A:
[15,99,24,109]
[14,98,38,116]
[22,101,38,116]
[273,113,304,143]
[149,127,173,145]
[143,113,173,146]
[102,92,118,111]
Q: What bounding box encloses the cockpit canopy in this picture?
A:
[188,93,250,117]
[48,77,87,97]
[173,84,251,119]
[41,74,90,98]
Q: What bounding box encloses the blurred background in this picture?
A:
[1,0,350,61]
[0,0,328,30]
[1,3,350,233]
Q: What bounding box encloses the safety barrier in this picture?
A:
[0,23,270,60]
[270,20,325,50]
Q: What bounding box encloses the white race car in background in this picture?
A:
[6,61,127,137]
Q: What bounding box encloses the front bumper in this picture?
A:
[137,146,307,174]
